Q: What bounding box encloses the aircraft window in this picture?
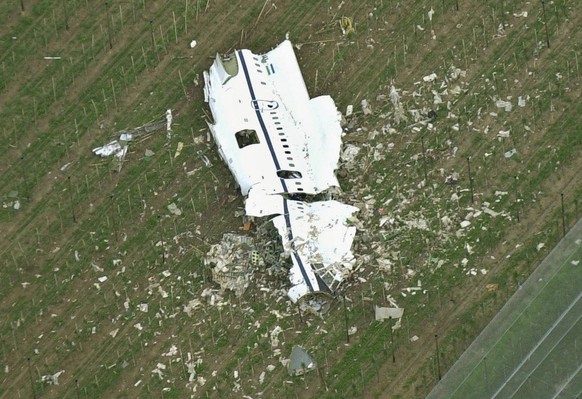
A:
[235,129,260,148]
[277,170,302,179]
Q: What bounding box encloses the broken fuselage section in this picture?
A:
[204,40,357,305]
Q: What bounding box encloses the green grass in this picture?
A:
[0,0,581,398]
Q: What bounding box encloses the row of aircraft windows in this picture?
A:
[269,109,304,191]
[249,56,304,192]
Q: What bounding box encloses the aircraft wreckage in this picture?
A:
[203,39,358,307]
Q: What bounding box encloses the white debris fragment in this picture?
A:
[190,40,198,48]
[138,303,148,313]
[183,299,201,316]
[259,371,266,384]
[423,73,437,82]
[41,370,65,385]
[406,218,429,230]
[109,329,119,338]
[361,99,372,115]
[497,130,510,138]
[162,345,178,357]
[174,141,184,158]
[97,276,108,283]
[270,326,283,347]
[346,104,353,116]
[572,260,580,266]
[341,144,361,167]
[166,109,173,140]
[518,96,526,107]
[13,200,20,210]
[167,202,182,216]
[496,100,513,112]
[513,11,528,17]
[460,220,471,228]
[348,326,357,336]
[536,243,545,251]
[158,286,169,298]
[504,149,517,158]
[410,335,419,342]
[374,306,404,325]
[134,323,143,331]
[186,361,197,382]
[428,8,434,21]
[152,363,166,379]
[482,207,500,217]
[389,85,400,106]
[495,100,513,112]
[119,132,134,141]
[92,141,127,159]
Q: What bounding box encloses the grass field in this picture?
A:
[0,0,581,398]
[427,218,582,399]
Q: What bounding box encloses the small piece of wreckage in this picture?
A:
[204,39,358,308]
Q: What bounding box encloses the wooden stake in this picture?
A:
[52,77,57,101]
[173,11,178,43]
[105,2,113,49]
[179,70,187,98]
[184,0,189,33]
[110,79,117,109]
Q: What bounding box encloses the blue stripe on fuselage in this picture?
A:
[236,50,287,193]
[283,199,314,292]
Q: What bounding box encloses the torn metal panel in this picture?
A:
[375,306,404,328]
[247,191,358,302]
[204,39,342,196]
[92,140,127,158]
[287,345,315,376]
